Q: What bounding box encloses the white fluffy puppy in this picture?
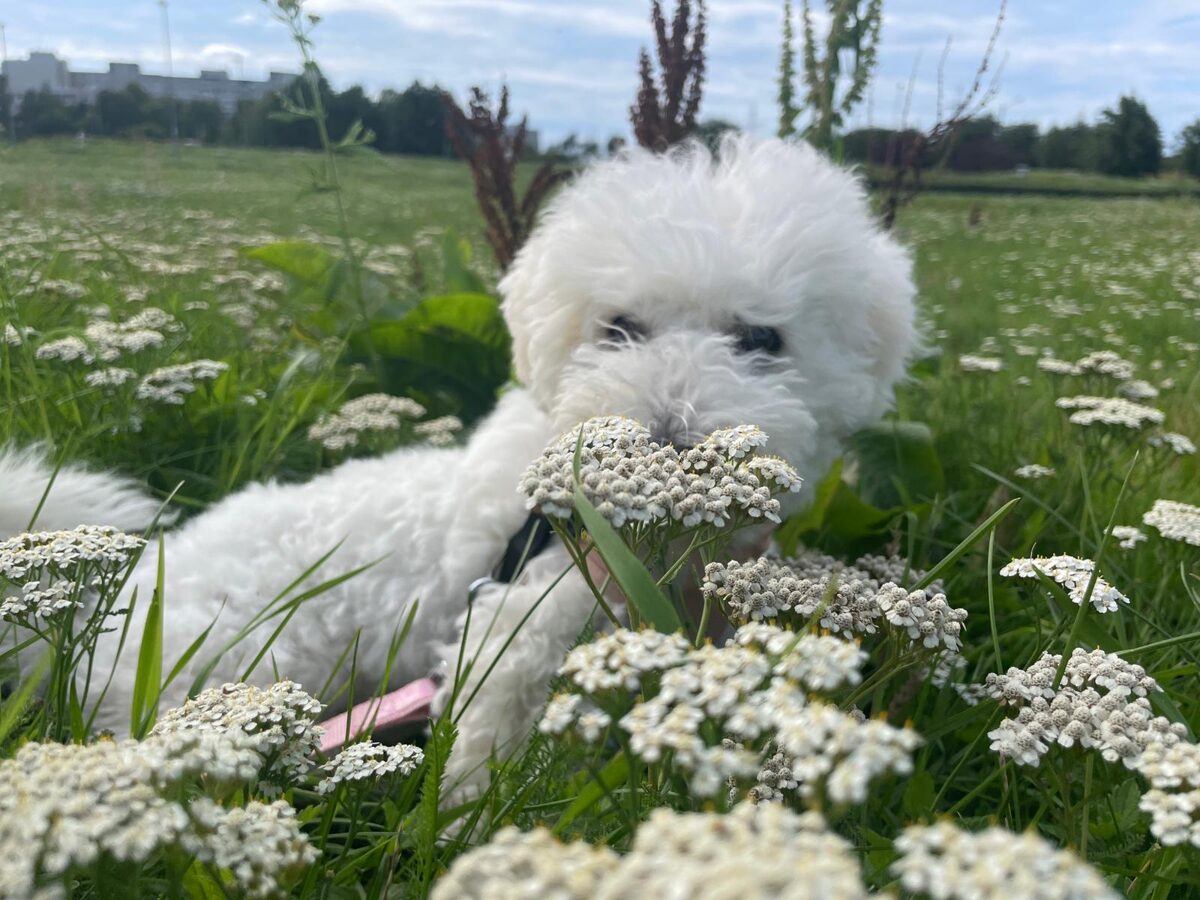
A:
[0,135,915,797]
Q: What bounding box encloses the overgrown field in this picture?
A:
[1,138,1198,897]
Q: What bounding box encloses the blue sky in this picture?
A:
[5,1,1198,146]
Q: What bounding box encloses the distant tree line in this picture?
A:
[0,75,454,157]
[844,96,1200,179]
[4,72,1200,180]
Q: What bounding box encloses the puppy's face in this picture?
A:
[501,136,916,508]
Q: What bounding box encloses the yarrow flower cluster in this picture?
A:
[185,797,317,899]
[1119,378,1160,401]
[1074,349,1135,381]
[519,417,801,529]
[430,824,619,900]
[84,366,137,388]
[1055,395,1165,429]
[32,308,178,367]
[0,713,318,898]
[136,359,229,405]
[431,803,869,900]
[1135,741,1200,847]
[83,308,175,361]
[1014,463,1056,480]
[316,740,424,794]
[986,649,1185,768]
[703,553,966,650]
[1110,525,1147,551]
[1148,432,1197,455]
[0,525,145,626]
[149,680,325,789]
[307,393,427,451]
[1037,356,1081,376]
[959,354,1003,373]
[35,335,94,363]
[1000,555,1129,613]
[541,624,918,802]
[1142,499,1200,546]
[893,822,1119,900]
[413,414,464,447]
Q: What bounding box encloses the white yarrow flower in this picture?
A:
[316,740,423,793]
[1014,463,1056,480]
[893,822,1119,899]
[1142,499,1200,546]
[1000,555,1129,613]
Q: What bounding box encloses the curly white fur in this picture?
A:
[0,135,916,803]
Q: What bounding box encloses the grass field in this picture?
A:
[868,165,1200,197]
[1,138,1199,897]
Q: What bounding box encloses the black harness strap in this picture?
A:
[493,511,557,583]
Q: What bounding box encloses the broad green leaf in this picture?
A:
[902,769,936,820]
[774,459,844,555]
[852,420,945,509]
[242,240,336,283]
[440,229,489,295]
[821,482,898,539]
[181,860,227,900]
[352,292,511,422]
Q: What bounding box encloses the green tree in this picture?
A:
[1178,119,1200,179]
[15,89,86,137]
[1096,95,1162,177]
[997,123,1038,166]
[799,0,883,152]
[1037,122,1097,170]
[376,83,449,156]
[179,100,222,143]
[778,0,798,138]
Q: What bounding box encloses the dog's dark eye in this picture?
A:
[601,315,646,345]
[734,323,784,355]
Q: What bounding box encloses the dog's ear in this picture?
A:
[499,224,587,409]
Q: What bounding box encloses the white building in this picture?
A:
[2,52,295,114]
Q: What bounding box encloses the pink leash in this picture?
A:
[317,677,437,754]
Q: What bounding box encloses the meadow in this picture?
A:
[1,137,1198,897]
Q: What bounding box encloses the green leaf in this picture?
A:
[774,459,844,556]
[573,485,681,633]
[851,420,944,509]
[130,538,166,737]
[181,860,227,900]
[0,651,51,746]
[352,292,511,422]
[902,769,936,820]
[1091,778,1144,840]
[440,229,489,295]
[553,752,631,835]
[242,240,336,283]
[821,481,898,539]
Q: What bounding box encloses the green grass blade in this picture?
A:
[914,498,1020,592]
[571,487,681,633]
[0,650,51,746]
[130,533,166,737]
